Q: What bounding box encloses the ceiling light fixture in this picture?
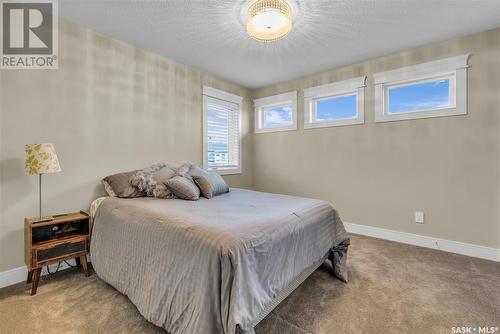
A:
[247,0,292,42]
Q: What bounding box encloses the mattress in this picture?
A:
[90,188,349,334]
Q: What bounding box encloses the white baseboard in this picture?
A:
[345,222,500,262]
[0,258,81,289]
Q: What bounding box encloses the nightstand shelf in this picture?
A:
[25,211,91,295]
[32,233,87,247]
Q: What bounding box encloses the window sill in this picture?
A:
[305,118,364,129]
[208,167,242,175]
[255,126,298,134]
[375,106,465,123]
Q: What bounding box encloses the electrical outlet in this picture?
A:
[415,211,425,224]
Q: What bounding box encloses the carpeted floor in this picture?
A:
[1,234,499,334]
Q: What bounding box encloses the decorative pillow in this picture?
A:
[130,163,176,198]
[175,162,192,177]
[165,175,200,201]
[102,180,117,197]
[151,166,177,198]
[189,164,209,177]
[176,162,208,181]
[192,173,229,199]
[102,170,145,198]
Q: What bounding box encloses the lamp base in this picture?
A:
[31,216,54,224]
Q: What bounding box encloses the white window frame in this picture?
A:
[254,91,297,133]
[303,76,366,129]
[202,86,242,175]
[373,54,470,123]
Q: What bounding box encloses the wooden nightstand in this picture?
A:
[25,211,91,295]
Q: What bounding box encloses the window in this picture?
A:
[316,95,357,121]
[303,76,366,129]
[254,91,297,133]
[388,78,450,114]
[374,54,469,122]
[203,86,242,175]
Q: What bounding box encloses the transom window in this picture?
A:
[374,54,469,122]
[263,104,293,128]
[203,86,242,175]
[315,94,357,121]
[388,77,452,114]
[254,91,297,133]
[304,76,366,129]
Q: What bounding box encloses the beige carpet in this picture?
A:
[1,235,499,334]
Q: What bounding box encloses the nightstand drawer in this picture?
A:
[35,239,86,263]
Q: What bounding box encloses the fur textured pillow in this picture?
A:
[130,163,176,198]
[175,162,192,177]
[151,166,177,198]
[176,162,208,181]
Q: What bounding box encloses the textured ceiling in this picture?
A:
[59,0,500,88]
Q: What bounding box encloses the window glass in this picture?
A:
[316,95,357,121]
[263,105,293,127]
[207,105,229,166]
[388,79,450,114]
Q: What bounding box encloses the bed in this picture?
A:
[90,188,350,334]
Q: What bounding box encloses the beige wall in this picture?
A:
[1,22,499,274]
[251,28,500,249]
[0,20,253,272]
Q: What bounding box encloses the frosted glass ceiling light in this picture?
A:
[247,0,292,42]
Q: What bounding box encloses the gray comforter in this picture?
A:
[90,188,349,334]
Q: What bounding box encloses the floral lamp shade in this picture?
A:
[25,143,62,175]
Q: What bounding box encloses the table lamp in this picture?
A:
[25,143,61,222]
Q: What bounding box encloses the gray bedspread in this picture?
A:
[90,188,349,334]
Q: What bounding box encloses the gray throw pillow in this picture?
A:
[102,180,117,197]
[165,175,200,201]
[189,165,209,178]
[102,170,145,198]
[192,173,229,199]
